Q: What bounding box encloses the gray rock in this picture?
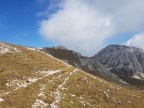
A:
[42,47,126,85]
[91,45,144,79]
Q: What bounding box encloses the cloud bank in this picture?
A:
[125,32,144,50]
[39,0,144,56]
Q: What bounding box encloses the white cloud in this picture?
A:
[125,32,144,50]
[39,0,144,56]
[39,0,114,56]
[113,0,144,33]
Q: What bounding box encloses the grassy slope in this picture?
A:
[0,43,144,108]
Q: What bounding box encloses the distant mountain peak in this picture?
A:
[52,45,68,50]
[105,44,144,53]
[92,44,144,82]
[42,46,126,85]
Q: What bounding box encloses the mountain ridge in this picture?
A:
[42,47,127,86]
[91,44,144,86]
[0,42,144,108]
[43,44,144,87]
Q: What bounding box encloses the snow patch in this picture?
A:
[0,42,21,54]
[0,46,9,54]
[132,74,141,79]
[37,85,46,98]
[104,91,109,98]
[70,94,75,97]
[32,99,48,108]
[6,77,39,90]
[0,98,4,103]
[5,70,61,95]
[41,70,61,76]
[127,100,131,104]
[38,92,46,98]
[28,78,38,83]
[6,79,28,89]
[32,85,47,108]
[25,47,37,51]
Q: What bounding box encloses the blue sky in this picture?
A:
[0,0,144,56]
[0,0,57,48]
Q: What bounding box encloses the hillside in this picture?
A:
[42,47,108,77]
[0,42,144,108]
[42,47,125,85]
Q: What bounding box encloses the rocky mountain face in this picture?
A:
[42,47,106,75]
[91,45,144,86]
[42,47,126,85]
[43,45,144,86]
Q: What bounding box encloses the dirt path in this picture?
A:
[50,69,78,108]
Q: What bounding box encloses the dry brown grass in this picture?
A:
[0,43,144,108]
[60,70,144,108]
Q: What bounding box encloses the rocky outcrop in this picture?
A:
[91,45,144,80]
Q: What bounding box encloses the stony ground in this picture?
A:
[0,42,144,108]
